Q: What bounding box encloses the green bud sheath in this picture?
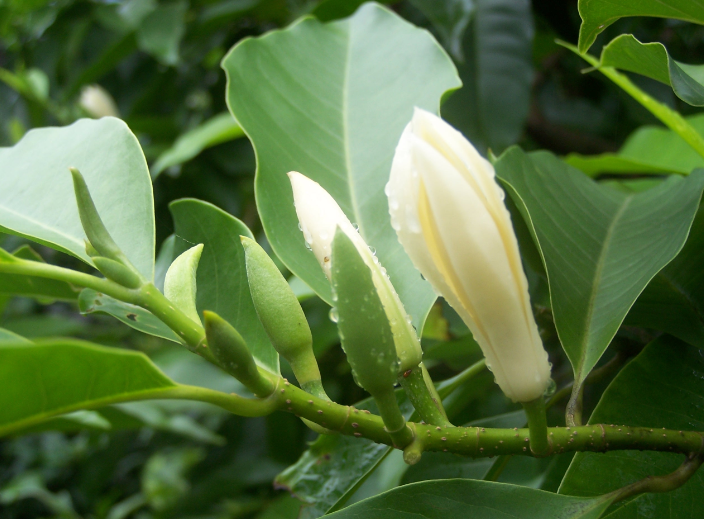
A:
[70,167,143,283]
[0,247,18,263]
[331,228,412,447]
[241,236,327,399]
[84,240,100,258]
[203,310,274,397]
[93,257,143,289]
[164,244,203,325]
[69,168,123,261]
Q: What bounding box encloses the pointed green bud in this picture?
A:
[204,310,274,397]
[241,236,327,399]
[69,167,124,261]
[93,257,142,289]
[331,228,412,446]
[164,244,203,325]
[85,240,100,258]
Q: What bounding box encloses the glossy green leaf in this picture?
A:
[0,246,79,301]
[169,198,279,374]
[136,0,187,66]
[565,114,704,177]
[496,147,704,386]
[0,340,178,437]
[600,35,704,107]
[577,0,704,53]
[0,118,155,280]
[326,479,613,519]
[78,288,181,343]
[442,0,533,154]
[626,206,704,348]
[222,3,460,331]
[151,113,245,178]
[154,235,176,292]
[559,336,704,517]
[408,0,475,60]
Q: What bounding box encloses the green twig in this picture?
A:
[557,40,704,162]
[399,363,452,427]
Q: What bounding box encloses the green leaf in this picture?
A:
[408,0,475,61]
[0,340,178,437]
[154,235,176,292]
[559,336,704,517]
[151,113,245,178]
[442,0,533,154]
[164,244,204,326]
[577,0,704,53]
[136,0,187,66]
[598,35,704,107]
[0,118,155,280]
[16,403,224,445]
[495,147,704,386]
[565,114,704,177]
[325,479,613,519]
[0,327,30,343]
[169,199,279,374]
[78,288,181,343]
[0,246,80,302]
[222,3,460,331]
[626,205,704,348]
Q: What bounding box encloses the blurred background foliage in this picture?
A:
[0,0,702,517]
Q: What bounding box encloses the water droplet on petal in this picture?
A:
[329,307,339,323]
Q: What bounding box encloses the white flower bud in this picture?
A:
[387,108,551,402]
[288,172,422,371]
[79,85,120,119]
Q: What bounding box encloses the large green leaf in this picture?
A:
[577,0,704,53]
[169,198,278,374]
[442,0,534,154]
[626,206,704,348]
[0,246,80,302]
[325,479,613,519]
[559,336,704,517]
[222,2,460,331]
[0,340,178,437]
[136,0,187,66]
[565,114,704,177]
[0,118,155,280]
[78,288,181,343]
[599,35,704,107]
[408,0,475,61]
[495,147,704,386]
[151,113,244,178]
[0,327,30,343]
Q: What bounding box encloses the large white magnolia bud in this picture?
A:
[386,108,551,403]
[79,85,120,118]
[288,172,422,371]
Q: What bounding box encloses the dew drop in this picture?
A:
[368,246,376,255]
[329,307,339,323]
[298,223,302,231]
[352,223,359,231]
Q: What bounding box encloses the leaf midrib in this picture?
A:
[576,194,633,378]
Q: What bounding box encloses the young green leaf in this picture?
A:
[599,35,704,107]
[164,243,204,325]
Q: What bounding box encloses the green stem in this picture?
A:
[558,40,704,162]
[523,397,549,456]
[373,388,414,448]
[607,453,704,505]
[436,359,487,399]
[399,363,452,427]
[0,259,212,362]
[0,383,279,438]
[566,385,583,427]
